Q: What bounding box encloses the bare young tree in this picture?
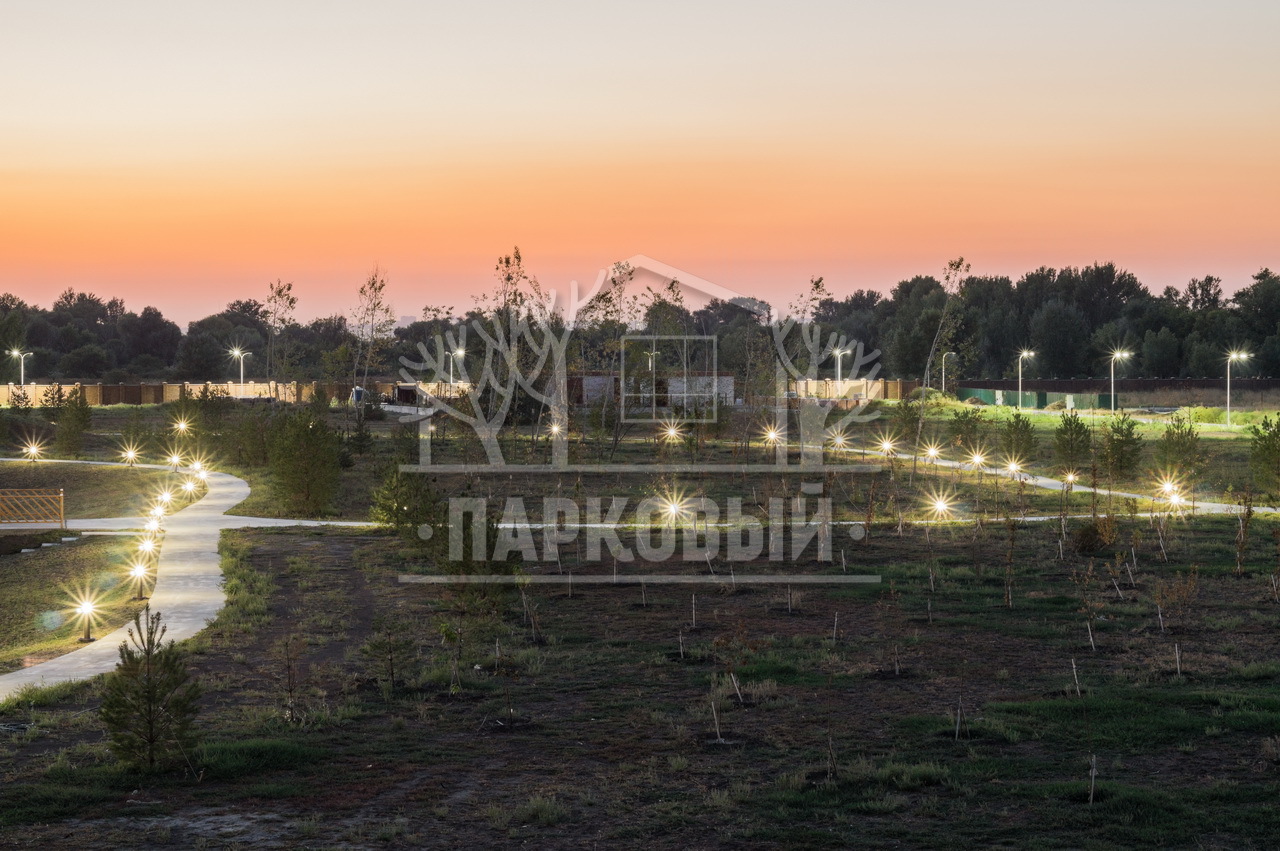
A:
[263,279,297,387]
[351,267,397,413]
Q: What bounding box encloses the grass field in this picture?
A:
[1,509,1278,846]
[0,536,150,674]
[2,400,1279,846]
[0,461,186,519]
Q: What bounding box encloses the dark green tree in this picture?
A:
[1249,416,1280,496]
[1099,414,1143,480]
[1154,415,1206,482]
[268,408,342,515]
[1000,412,1037,463]
[54,385,92,456]
[1053,411,1093,471]
[99,607,201,771]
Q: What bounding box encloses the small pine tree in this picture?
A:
[1249,416,1280,496]
[1154,414,1206,481]
[1053,411,1092,471]
[1100,413,1143,480]
[99,606,201,771]
[268,408,342,515]
[54,385,92,456]
[371,466,447,546]
[1000,412,1037,463]
[8,385,31,413]
[40,383,66,421]
[947,407,985,452]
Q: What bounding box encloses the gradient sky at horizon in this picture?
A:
[3,1,1278,326]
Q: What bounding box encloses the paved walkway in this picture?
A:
[0,459,370,700]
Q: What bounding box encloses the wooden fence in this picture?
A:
[0,489,65,528]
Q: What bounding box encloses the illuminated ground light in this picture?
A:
[74,597,97,642]
[1064,471,1078,484]
[168,453,183,470]
[1006,461,1022,476]
[660,495,690,523]
[1158,479,1178,496]
[925,445,940,461]
[182,479,197,494]
[970,453,986,467]
[144,518,161,533]
[548,422,562,436]
[129,562,151,600]
[660,420,683,442]
[24,442,42,461]
[1168,493,1186,509]
[157,489,173,505]
[828,432,848,449]
[929,495,953,518]
[879,438,897,456]
[138,537,157,556]
[190,460,204,472]
[174,419,190,435]
[762,427,781,445]
[122,447,139,466]
[196,469,209,482]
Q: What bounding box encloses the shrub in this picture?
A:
[1187,406,1225,424]
[99,607,201,771]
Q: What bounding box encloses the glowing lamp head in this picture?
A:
[230,347,242,358]
[764,429,781,444]
[1065,472,1077,484]
[665,426,680,439]
[76,600,95,617]
[174,420,189,433]
[1007,461,1020,474]
[191,460,202,472]
[933,498,950,514]
[158,490,172,504]
[182,480,196,493]
[144,518,160,532]
[197,470,209,481]
[123,448,137,462]
[549,423,562,435]
[24,443,41,459]
[1228,351,1251,362]
[830,433,848,448]
[926,446,940,459]
[138,538,156,554]
[1169,493,1185,506]
[130,563,148,579]
[971,453,985,466]
[879,439,895,453]
[1159,480,1176,494]
[1112,350,1132,361]
[169,454,182,466]
[1020,350,1035,359]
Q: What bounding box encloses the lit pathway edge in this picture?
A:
[0,458,371,701]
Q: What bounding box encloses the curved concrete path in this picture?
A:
[0,459,370,700]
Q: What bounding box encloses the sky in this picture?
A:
[2,1,1278,326]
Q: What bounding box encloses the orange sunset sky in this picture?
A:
[3,1,1278,325]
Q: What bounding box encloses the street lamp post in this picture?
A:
[9,350,32,385]
[941,352,956,396]
[1227,351,1251,427]
[645,348,659,419]
[1017,350,1035,411]
[1109,351,1131,413]
[834,348,849,383]
[448,348,465,385]
[229,348,251,391]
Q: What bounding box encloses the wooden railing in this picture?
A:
[0,489,65,528]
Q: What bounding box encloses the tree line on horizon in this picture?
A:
[1,259,1278,389]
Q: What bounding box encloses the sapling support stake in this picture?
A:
[1175,643,1181,676]
[832,612,839,643]
[1157,604,1165,633]
[730,672,744,704]
[691,593,697,629]
[1086,620,1096,652]
[1088,754,1098,806]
